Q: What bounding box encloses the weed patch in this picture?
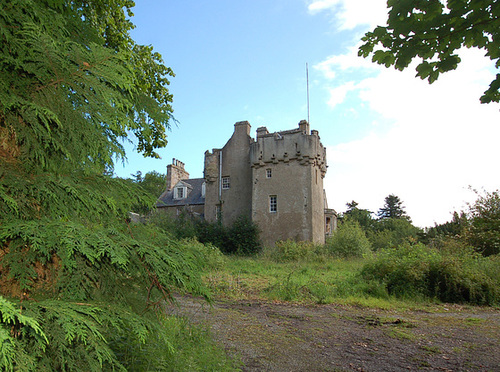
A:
[361,243,500,305]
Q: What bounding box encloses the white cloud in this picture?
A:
[307,0,340,13]
[308,0,500,227]
[322,48,500,227]
[314,44,378,78]
[308,0,388,30]
[327,81,356,108]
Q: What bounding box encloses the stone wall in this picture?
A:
[204,121,253,226]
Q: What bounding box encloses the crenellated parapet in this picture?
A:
[250,121,327,178]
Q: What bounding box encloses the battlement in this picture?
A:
[249,120,326,177]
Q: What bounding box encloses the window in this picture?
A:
[269,195,277,213]
[266,168,272,178]
[222,177,230,190]
[201,182,206,197]
[174,186,186,199]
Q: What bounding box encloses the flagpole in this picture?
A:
[306,63,310,124]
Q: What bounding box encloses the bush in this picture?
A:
[227,215,262,255]
[150,212,261,256]
[197,216,261,256]
[178,238,227,270]
[269,240,324,262]
[467,189,500,256]
[149,210,198,240]
[326,220,372,258]
[368,217,422,251]
[361,242,500,305]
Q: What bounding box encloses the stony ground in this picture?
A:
[167,296,500,372]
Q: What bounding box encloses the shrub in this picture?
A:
[178,238,227,270]
[227,215,262,255]
[326,220,372,258]
[149,210,198,240]
[466,189,500,256]
[270,240,313,262]
[368,217,422,251]
[361,242,499,305]
[196,216,261,256]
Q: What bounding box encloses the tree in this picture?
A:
[0,1,213,370]
[131,170,168,213]
[466,189,500,256]
[343,200,375,231]
[424,211,468,243]
[377,194,410,220]
[326,220,372,258]
[359,0,500,103]
[368,217,422,250]
[137,171,168,198]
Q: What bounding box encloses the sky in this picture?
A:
[115,0,500,228]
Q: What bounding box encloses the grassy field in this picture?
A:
[204,255,418,309]
[202,245,499,311]
[164,241,499,370]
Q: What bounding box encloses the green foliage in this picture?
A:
[466,189,500,256]
[0,0,232,370]
[359,0,500,103]
[213,257,390,305]
[108,315,238,371]
[0,0,174,175]
[132,171,167,200]
[149,210,199,240]
[326,220,372,258]
[424,211,468,244]
[362,242,499,305]
[377,194,409,220]
[195,220,228,252]
[340,199,420,251]
[207,251,499,307]
[150,211,261,256]
[178,239,227,271]
[197,216,262,256]
[268,240,325,263]
[368,217,422,251]
[343,200,375,231]
[227,215,262,255]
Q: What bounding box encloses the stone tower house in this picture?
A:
[203,120,334,247]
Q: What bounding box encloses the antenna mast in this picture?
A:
[306,63,310,124]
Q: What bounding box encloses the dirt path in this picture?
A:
[167,296,500,371]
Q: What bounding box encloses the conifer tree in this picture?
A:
[377,194,409,220]
[0,1,210,370]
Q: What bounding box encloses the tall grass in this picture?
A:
[205,255,393,306]
[108,315,240,371]
[204,241,500,307]
[362,242,500,305]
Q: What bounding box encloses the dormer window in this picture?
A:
[174,186,186,199]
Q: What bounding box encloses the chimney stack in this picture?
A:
[166,158,189,191]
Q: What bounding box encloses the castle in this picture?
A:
[156,120,337,247]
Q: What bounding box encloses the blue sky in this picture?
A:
[115,0,500,227]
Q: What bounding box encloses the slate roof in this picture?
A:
[156,178,205,207]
